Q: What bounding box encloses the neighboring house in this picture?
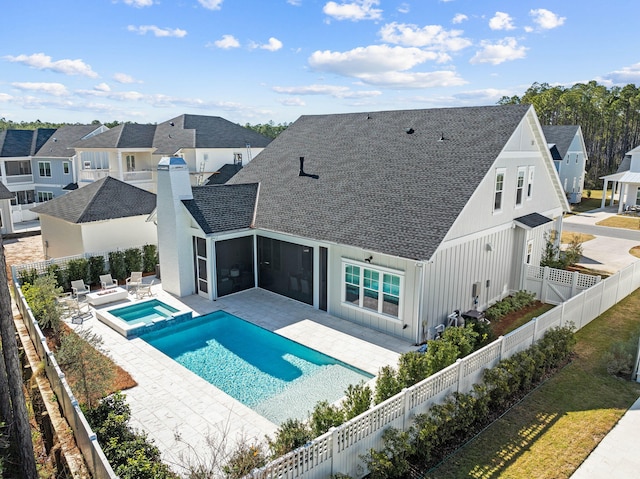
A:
[542,125,588,203]
[31,176,157,259]
[72,114,272,193]
[32,124,108,201]
[600,145,640,212]
[0,182,15,235]
[156,105,569,343]
[0,128,55,227]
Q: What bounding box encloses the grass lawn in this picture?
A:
[425,289,640,479]
[596,215,640,230]
[560,231,594,244]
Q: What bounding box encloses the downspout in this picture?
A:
[415,260,427,344]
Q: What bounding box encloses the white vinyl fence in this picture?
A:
[524,265,601,304]
[246,261,640,479]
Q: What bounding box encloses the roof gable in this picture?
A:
[542,125,580,158]
[31,176,156,223]
[182,183,259,234]
[227,104,531,260]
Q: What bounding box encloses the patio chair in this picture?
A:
[100,274,118,290]
[70,298,92,325]
[71,280,90,299]
[135,279,155,299]
[126,271,143,291]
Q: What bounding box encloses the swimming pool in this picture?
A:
[96,298,193,338]
[140,311,374,424]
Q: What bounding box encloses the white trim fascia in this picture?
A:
[434,221,513,253]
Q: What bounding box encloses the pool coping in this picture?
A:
[95,297,193,338]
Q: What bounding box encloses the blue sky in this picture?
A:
[2,0,639,125]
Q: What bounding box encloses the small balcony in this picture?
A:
[123,170,153,182]
[79,170,110,182]
[5,174,33,184]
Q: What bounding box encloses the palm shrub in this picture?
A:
[108,251,127,282]
[342,382,372,420]
[142,244,158,273]
[124,247,143,276]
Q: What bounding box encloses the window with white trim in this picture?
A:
[515,167,526,206]
[38,161,51,177]
[526,240,533,265]
[494,168,505,212]
[126,155,136,172]
[37,191,53,202]
[527,167,534,199]
[342,261,403,319]
[63,162,70,174]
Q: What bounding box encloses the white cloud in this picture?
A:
[604,62,640,83]
[94,83,111,92]
[309,45,440,76]
[397,3,410,14]
[287,0,302,5]
[250,37,283,51]
[470,37,527,65]
[212,34,240,49]
[77,88,145,101]
[0,93,13,102]
[272,84,381,98]
[379,22,472,52]
[4,53,98,78]
[11,82,69,96]
[198,0,223,10]
[113,72,139,84]
[356,70,466,88]
[127,25,187,38]
[529,9,566,30]
[122,0,154,7]
[279,97,305,106]
[452,13,468,24]
[323,1,382,22]
[489,12,515,31]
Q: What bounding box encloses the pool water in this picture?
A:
[109,299,179,326]
[140,311,373,424]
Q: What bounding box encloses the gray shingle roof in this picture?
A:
[0,182,14,200]
[73,114,271,154]
[514,213,553,229]
[204,164,243,185]
[542,125,580,159]
[226,104,532,261]
[0,128,56,157]
[34,125,104,157]
[31,176,156,223]
[182,183,259,234]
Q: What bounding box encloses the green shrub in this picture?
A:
[374,365,402,405]
[267,418,313,458]
[142,244,158,273]
[603,334,638,376]
[342,382,372,420]
[440,324,478,357]
[66,258,89,286]
[84,393,176,479]
[88,255,105,286]
[46,263,66,289]
[124,248,143,276]
[18,268,39,286]
[223,441,268,479]
[310,401,345,437]
[362,427,413,479]
[484,290,536,322]
[108,251,127,282]
[397,351,431,388]
[21,274,63,332]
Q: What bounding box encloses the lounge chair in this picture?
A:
[71,280,90,298]
[126,272,143,291]
[136,279,155,299]
[100,274,118,290]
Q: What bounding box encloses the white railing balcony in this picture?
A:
[123,170,153,182]
[5,174,33,184]
[80,170,110,182]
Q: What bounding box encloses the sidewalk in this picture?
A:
[571,397,640,478]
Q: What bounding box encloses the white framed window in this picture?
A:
[516,167,526,206]
[494,168,506,212]
[63,162,70,174]
[342,260,403,319]
[37,191,53,202]
[527,167,534,199]
[38,161,51,177]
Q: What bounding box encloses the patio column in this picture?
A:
[610,181,617,207]
[601,179,608,209]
